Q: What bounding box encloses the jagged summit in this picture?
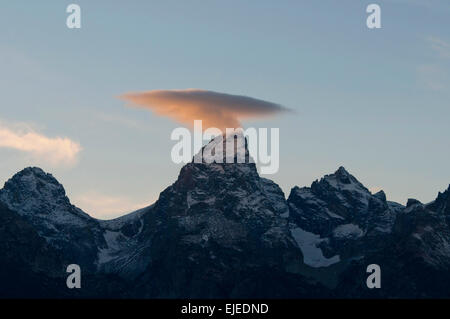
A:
[436,185,450,200]
[374,190,387,201]
[321,166,368,191]
[335,165,350,177]
[287,166,401,240]
[291,166,372,200]
[193,128,253,164]
[427,185,450,214]
[4,166,61,187]
[0,167,69,213]
[406,198,422,207]
[2,167,63,193]
[0,166,92,228]
[14,166,45,174]
[0,167,107,276]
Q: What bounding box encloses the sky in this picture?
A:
[1,0,449,219]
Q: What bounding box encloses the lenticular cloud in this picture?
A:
[120,89,289,131]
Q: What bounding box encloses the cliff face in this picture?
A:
[1,137,450,298]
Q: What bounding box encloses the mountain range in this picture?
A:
[1,134,450,298]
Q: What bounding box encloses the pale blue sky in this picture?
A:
[1,0,449,218]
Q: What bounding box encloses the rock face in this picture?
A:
[0,168,103,273]
[286,167,404,288]
[288,167,401,237]
[113,133,323,297]
[1,135,450,298]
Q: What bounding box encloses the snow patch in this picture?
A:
[97,230,122,264]
[290,227,340,267]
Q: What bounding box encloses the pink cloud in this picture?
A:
[120,89,289,131]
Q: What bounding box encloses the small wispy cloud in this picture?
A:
[417,36,450,91]
[73,191,154,219]
[417,64,448,91]
[0,120,81,166]
[119,89,289,131]
[428,36,450,59]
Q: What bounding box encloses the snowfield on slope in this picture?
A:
[290,227,340,267]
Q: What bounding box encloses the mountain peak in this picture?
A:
[21,166,45,174]
[335,166,349,175]
[12,166,43,177]
[406,198,422,207]
[374,190,387,201]
[320,166,365,190]
[333,166,352,183]
[437,186,450,200]
[0,166,71,216]
[3,166,62,189]
[427,185,450,214]
[194,128,252,164]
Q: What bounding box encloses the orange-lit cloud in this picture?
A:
[0,121,81,166]
[120,89,289,131]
